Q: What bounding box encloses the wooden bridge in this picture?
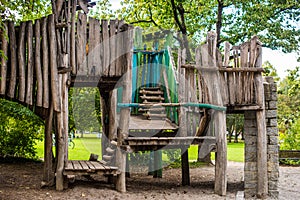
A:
[0,0,268,197]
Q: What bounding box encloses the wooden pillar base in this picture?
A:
[181,148,190,186]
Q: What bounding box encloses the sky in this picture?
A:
[108,0,299,80]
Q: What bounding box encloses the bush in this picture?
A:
[0,99,44,159]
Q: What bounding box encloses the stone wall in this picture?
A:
[243,76,279,199]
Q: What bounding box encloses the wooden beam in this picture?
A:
[25,21,34,105]
[0,22,8,95]
[7,21,17,99]
[181,148,190,186]
[17,22,26,102]
[41,17,50,108]
[35,19,43,107]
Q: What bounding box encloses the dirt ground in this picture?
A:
[0,160,299,200]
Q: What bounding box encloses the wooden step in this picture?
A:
[140,87,161,90]
[139,90,164,95]
[103,155,113,162]
[106,147,115,154]
[143,113,166,119]
[110,140,117,147]
[140,96,164,101]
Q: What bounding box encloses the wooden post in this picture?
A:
[115,25,133,193]
[42,101,54,186]
[55,75,64,191]
[76,13,87,75]
[0,22,8,95]
[201,32,227,196]
[34,19,43,107]
[252,37,268,198]
[153,150,162,178]
[41,17,50,108]
[70,0,77,74]
[17,22,26,102]
[25,21,34,105]
[181,148,190,186]
[7,21,17,99]
[48,15,61,112]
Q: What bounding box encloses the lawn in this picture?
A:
[35,136,244,162]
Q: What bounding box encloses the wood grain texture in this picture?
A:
[76,13,87,75]
[7,21,17,98]
[88,17,101,76]
[35,19,43,107]
[25,21,34,105]
[17,22,26,102]
[41,17,49,108]
[101,20,110,76]
[0,22,8,95]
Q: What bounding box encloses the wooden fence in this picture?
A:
[0,13,133,113]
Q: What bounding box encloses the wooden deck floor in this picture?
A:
[129,115,178,130]
[64,160,119,176]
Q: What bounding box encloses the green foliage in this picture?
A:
[69,88,101,133]
[116,0,300,53]
[226,114,244,143]
[0,0,52,22]
[263,61,280,82]
[278,66,300,150]
[0,99,44,159]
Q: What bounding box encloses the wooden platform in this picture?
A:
[124,136,216,151]
[64,160,119,176]
[129,115,178,130]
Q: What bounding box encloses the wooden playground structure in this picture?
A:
[0,0,270,198]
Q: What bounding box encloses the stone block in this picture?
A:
[268,180,278,191]
[268,153,279,164]
[245,152,257,162]
[244,181,257,189]
[244,111,256,120]
[244,136,257,146]
[267,118,278,127]
[244,127,258,136]
[267,161,279,172]
[264,76,275,84]
[268,190,279,200]
[266,110,277,118]
[244,189,257,199]
[268,145,279,154]
[268,171,279,181]
[267,127,279,136]
[271,92,278,101]
[244,170,258,181]
[270,83,277,92]
[245,162,257,171]
[268,136,278,145]
[268,101,277,110]
[244,119,257,128]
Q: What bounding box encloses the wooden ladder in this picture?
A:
[139,87,166,119]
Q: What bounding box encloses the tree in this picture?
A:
[226,114,244,143]
[263,61,280,82]
[115,0,299,56]
[277,66,300,149]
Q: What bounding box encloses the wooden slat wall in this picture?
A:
[218,37,262,106]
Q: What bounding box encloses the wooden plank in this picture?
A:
[88,17,101,76]
[72,161,82,170]
[65,161,74,170]
[76,13,87,75]
[109,19,117,76]
[41,17,49,108]
[101,19,110,76]
[115,20,124,76]
[90,161,105,170]
[79,161,90,170]
[7,21,17,99]
[86,161,96,171]
[17,22,26,102]
[25,21,34,105]
[0,22,8,95]
[48,15,61,112]
[70,0,77,74]
[240,42,249,104]
[34,19,43,107]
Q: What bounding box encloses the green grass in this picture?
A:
[35,134,102,160]
[35,137,244,162]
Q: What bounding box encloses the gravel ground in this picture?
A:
[0,161,299,200]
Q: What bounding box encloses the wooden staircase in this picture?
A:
[139,87,166,119]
